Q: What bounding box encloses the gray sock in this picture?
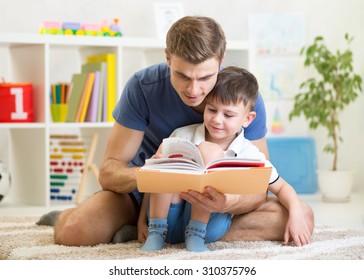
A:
[112,224,138,243]
[36,210,62,226]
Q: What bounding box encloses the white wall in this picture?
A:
[1,0,363,190]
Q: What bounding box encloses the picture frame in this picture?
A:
[154,3,184,39]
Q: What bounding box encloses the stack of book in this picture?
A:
[65,53,116,122]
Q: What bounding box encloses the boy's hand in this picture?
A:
[284,210,312,246]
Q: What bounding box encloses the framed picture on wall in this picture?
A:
[154,3,184,39]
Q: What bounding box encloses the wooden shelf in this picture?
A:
[0,33,254,207]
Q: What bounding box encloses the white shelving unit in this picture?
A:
[0,34,254,209]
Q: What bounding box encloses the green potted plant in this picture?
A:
[289,34,362,201]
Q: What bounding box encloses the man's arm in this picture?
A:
[251,136,269,160]
[99,122,144,193]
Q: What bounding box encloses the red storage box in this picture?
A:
[0,83,34,122]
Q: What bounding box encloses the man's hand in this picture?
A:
[137,214,148,243]
[180,187,268,215]
[180,186,231,213]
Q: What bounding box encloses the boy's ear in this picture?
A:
[242,111,256,128]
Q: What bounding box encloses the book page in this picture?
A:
[206,157,265,170]
[143,157,202,171]
[161,137,204,167]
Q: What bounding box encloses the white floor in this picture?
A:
[1,192,364,232]
[300,191,364,232]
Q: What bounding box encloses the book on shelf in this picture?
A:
[136,137,272,195]
[75,72,95,122]
[81,62,106,122]
[65,73,88,122]
[102,68,108,122]
[86,71,100,122]
[87,53,116,122]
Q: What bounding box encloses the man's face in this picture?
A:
[167,55,220,111]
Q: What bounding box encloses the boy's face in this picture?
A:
[166,54,220,112]
[203,98,256,143]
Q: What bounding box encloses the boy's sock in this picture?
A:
[185,219,210,252]
[112,225,138,243]
[141,218,168,251]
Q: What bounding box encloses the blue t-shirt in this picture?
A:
[113,63,267,168]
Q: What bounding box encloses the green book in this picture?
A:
[65,73,88,122]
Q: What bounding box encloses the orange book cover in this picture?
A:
[136,167,271,194]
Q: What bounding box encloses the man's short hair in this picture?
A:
[166,16,226,64]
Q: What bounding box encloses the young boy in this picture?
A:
[140,66,312,252]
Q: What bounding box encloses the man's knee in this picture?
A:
[301,202,315,233]
[54,209,80,245]
[54,208,102,246]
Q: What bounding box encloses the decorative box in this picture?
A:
[0,83,34,122]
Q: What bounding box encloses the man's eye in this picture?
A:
[179,75,189,80]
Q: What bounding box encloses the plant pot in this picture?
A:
[317,170,354,202]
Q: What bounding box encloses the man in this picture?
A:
[52,16,314,246]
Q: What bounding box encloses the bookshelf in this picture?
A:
[0,34,255,209]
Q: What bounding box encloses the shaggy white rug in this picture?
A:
[1,215,364,260]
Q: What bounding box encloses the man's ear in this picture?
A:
[242,111,256,128]
[165,49,171,67]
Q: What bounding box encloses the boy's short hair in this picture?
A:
[206,66,259,111]
[166,16,226,64]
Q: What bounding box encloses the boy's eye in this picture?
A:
[208,108,216,113]
[224,114,233,118]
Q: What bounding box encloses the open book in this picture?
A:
[136,137,272,194]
